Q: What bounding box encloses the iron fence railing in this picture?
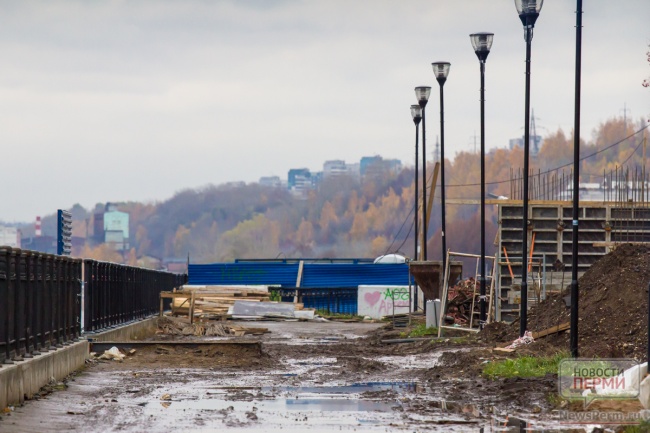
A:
[0,248,81,363]
[1,247,187,364]
[82,259,187,332]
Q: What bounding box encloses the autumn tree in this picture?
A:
[642,44,650,87]
[76,244,124,263]
[215,214,280,261]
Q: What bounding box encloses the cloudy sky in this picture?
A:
[1,0,648,222]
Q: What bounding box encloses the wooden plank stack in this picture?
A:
[156,316,270,337]
[160,285,272,322]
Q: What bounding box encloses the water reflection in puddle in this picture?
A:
[263,381,419,395]
[140,378,594,432]
[155,397,398,412]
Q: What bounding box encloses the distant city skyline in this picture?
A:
[0,1,648,222]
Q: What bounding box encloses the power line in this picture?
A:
[445,124,650,189]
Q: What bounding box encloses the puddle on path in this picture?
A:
[136,380,414,432]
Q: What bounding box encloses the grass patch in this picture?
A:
[482,352,567,380]
[623,419,650,432]
[400,324,438,338]
[316,310,364,320]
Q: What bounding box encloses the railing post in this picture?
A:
[61,256,71,344]
[89,260,99,332]
[122,265,128,323]
[83,259,92,332]
[23,250,36,357]
[101,262,108,329]
[33,252,44,353]
[53,255,63,348]
[0,248,12,364]
[12,249,27,360]
[73,258,82,339]
[6,248,19,361]
[43,254,55,351]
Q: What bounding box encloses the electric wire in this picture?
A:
[382,124,649,255]
[445,124,649,189]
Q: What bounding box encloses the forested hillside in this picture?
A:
[18,117,648,266]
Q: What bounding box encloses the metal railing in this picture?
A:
[0,248,82,363]
[82,260,187,332]
[1,247,187,364]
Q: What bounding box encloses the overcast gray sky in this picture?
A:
[1,0,648,222]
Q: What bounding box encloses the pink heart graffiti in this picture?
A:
[364,291,381,307]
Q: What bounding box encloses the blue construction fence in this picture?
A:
[275,287,358,315]
[188,261,414,315]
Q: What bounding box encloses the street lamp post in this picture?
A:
[415,86,431,260]
[470,32,493,330]
[431,62,450,274]
[411,104,422,290]
[570,0,583,358]
[515,0,544,338]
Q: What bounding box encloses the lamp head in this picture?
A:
[515,0,543,28]
[410,104,422,125]
[431,62,451,86]
[414,86,431,108]
[470,32,494,63]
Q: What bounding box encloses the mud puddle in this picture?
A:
[135,378,418,431]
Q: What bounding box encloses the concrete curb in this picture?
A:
[0,340,89,409]
[0,317,159,409]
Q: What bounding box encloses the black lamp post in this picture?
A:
[515,0,543,338]
[411,104,422,264]
[415,86,431,260]
[570,0,582,358]
[411,104,422,311]
[470,32,493,330]
[432,62,450,273]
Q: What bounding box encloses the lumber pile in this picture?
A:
[160,285,305,322]
[156,316,269,337]
[162,285,271,319]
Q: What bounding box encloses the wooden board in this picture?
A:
[532,322,570,339]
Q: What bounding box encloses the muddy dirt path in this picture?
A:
[0,321,601,432]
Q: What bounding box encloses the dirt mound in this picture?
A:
[489,243,650,359]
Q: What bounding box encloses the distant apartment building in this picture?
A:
[259,176,282,188]
[285,155,401,196]
[509,136,542,157]
[0,226,20,248]
[360,156,402,179]
[347,162,361,179]
[287,168,313,198]
[323,160,348,179]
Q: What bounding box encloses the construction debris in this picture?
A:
[97,346,127,361]
[160,285,316,323]
[531,322,570,339]
[156,316,270,337]
[505,331,535,350]
[231,301,295,319]
[160,285,273,321]
[446,277,479,325]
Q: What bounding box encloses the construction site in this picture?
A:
[3,162,650,432]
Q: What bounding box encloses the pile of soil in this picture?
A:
[485,243,650,359]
